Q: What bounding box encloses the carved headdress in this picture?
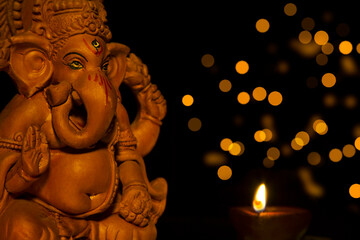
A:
[0,0,112,69]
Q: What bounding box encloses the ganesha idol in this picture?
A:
[0,0,167,239]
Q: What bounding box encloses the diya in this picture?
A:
[230,184,312,240]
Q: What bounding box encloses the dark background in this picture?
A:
[105,1,360,239]
[2,1,360,239]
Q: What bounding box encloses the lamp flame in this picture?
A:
[253,183,266,213]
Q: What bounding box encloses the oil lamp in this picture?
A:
[230,183,311,240]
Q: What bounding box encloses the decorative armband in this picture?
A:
[123,182,148,192]
[140,113,163,126]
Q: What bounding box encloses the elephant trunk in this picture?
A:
[50,72,117,149]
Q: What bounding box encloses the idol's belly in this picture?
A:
[29,147,116,215]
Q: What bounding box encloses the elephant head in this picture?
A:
[8,32,129,149]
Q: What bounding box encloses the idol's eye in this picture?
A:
[68,60,84,70]
[102,61,109,72]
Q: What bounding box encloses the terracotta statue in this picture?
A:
[0,0,167,239]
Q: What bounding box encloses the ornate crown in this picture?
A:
[0,0,112,68]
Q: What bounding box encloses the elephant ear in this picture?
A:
[107,42,130,93]
[8,32,53,98]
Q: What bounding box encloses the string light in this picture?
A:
[356,43,360,54]
[235,60,249,74]
[354,137,360,151]
[201,54,215,68]
[307,152,321,166]
[237,92,251,104]
[321,73,336,88]
[263,129,273,142]
[228,141,245,156]
[313,119,328,135]
[291,138,303,151]
[316,54,328,66]
[220,138,233,151]
[329,148,342,162]
[284,3,297,16]
[263,157,275,168]
[301,17,315,31]
[295,131,310,146]
[188,118,202,132]
[339,40,353,55]
[314,30,329,45]
[254,130,267,142]
[217,165,232,180]
[268,91,283,106]
[349,184,360,198]
[219,79,232,92]
[252,87,267,101]
[267,147,280,160]
[342,144,356,158]
[255,19,270,33]
[298,30,312,44]
[321,42,334,55]
[188,2,360,204]
[182,94,194,107]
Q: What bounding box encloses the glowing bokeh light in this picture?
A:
[252,87,267,101]
[217,165,232,181]
[268,91,283,106]
[219,79,232,92]
[220,138,233,151]
[235,60,249,74]
[353,125,360,138]
[237,92,250,105]
[267,147,280,160]
[314,30,329,45]
[343,144,356,158]
[284,3,297,16]
[203,151,227,167]
[263,129,273,142]
[298,30,312,44]
[321,73,336,88]
[349,184,360,198]
[295,131,310,146]
[228,142,240,156]
[182,94,194,107]
[301,17,315,31]
[291,138,303,151]
[313,119,328,135]
[344,95,358,109]
[201,53,215,68]
[254,130,266,142]
[307,152,321,166]
[316,53,328,66]
[281,144,293,157]
[339,40,353,55]
[340,56,358,75]
[323,93,337,108]
[276,61,289,74]
[263,157,275,168]
[256,19,270,33]
[329,148,342,162]
[321,42,334,55]
[355,137,360,151]
[356,43,360,54]
[229,141,245,156]
[188,117,202,132]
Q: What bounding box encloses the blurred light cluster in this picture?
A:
[182,1,360,200]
